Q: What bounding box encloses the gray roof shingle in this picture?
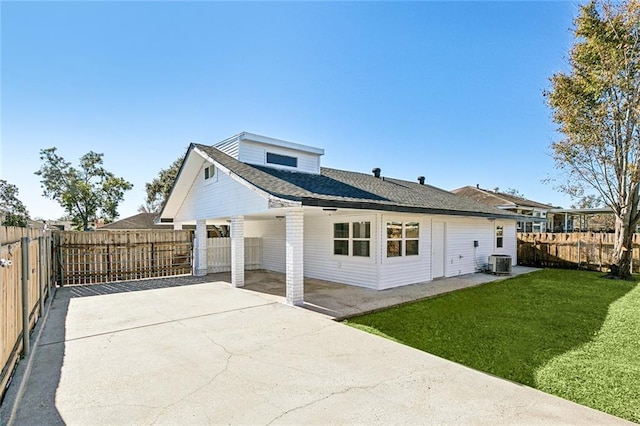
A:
[195,144,520,219]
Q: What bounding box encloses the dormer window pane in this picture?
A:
[266,152,297,167]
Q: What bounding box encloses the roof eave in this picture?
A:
[300,198,523,220]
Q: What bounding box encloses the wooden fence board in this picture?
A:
[517,232,633,272]
[54,230,193,285]
[1,231,52,402]
[1,226,43,245]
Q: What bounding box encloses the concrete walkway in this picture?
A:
[239,266,540,318]
[2,275,630,425]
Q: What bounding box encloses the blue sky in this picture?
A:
[1,1,580,220]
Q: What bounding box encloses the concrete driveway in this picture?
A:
[3,276,630,425]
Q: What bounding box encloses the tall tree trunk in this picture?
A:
[613,183,640,280]
[613,215,634,279]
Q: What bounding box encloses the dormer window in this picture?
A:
[266,152,297,168]
[204,164,215,179]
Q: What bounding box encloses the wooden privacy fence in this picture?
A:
[1,227,53,402]
[207,238,262,273]
[54,230,193,285]
[517,232,640,272]
[1,226,44,244]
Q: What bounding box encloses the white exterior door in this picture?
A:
[432,221,445,278]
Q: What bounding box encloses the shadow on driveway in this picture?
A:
[1,275,226,426]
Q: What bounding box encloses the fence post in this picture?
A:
[39,236,45,315]
[21,236,30,356]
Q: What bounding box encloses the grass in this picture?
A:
[345,269,639,423]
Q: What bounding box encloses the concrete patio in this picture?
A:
[237,266,540,318]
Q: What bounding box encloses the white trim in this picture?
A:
[238,132,324,155]
[330,218,375,263]
[382,216,422,262]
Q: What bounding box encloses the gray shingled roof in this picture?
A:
[195,144,521,219]
[453,186,555,210]
[100,213,173,230]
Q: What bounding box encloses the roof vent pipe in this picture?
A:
[372,167,381,178]
[418,176,425,185]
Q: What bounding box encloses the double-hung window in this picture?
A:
[386,221,419,257]
[333,221,371,257]
[496,225,504,248]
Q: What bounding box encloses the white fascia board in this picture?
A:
[238,132,325,156]
[193,146,301,209]
[157,144,203,222]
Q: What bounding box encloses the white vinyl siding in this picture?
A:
[174,164,269,222]
[304,214,379,289]
[378,215,431,290]
[497,220,517,263]
[213,138,240,158]
[239,141,320,174]
[441,217,517,277]
[244,220,286,273]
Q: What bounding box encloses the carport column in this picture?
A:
[231,216,245,287]
[194,219,207,276]
[286,209,304,306]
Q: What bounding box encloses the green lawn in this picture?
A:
[345,269,639,423]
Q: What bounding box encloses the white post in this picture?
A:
[286,209,304,306]
[173,222,183,230]
[231,216,245,287]
[194,220,207,276]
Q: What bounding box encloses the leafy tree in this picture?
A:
[35,148,133,230]
[546,0,640,279]
[0,179,30,227]
[144,153,184,213]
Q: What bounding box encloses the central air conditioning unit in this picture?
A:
[488,255,512,275]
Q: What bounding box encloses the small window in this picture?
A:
[386,221,419,257]
[352,222,371,257]
[204,165,215,179]
[266,152,297,167]
[333,221,371,257]
[386,221,403,257]
[334,223,349,255]
[496,225,504,248]
[405,222,419,256]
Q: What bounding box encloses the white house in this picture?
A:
[158,132,520,306]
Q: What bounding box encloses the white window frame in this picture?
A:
[495,224,504,249]
[331,220,372,259]
[385,220,420,258]
[204,164,216,180]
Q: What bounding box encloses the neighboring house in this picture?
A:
[99,213,174,230]
[452,185,554,233]
[99,212,227,236]
[548,207,615,233]
[159,132,522,306]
